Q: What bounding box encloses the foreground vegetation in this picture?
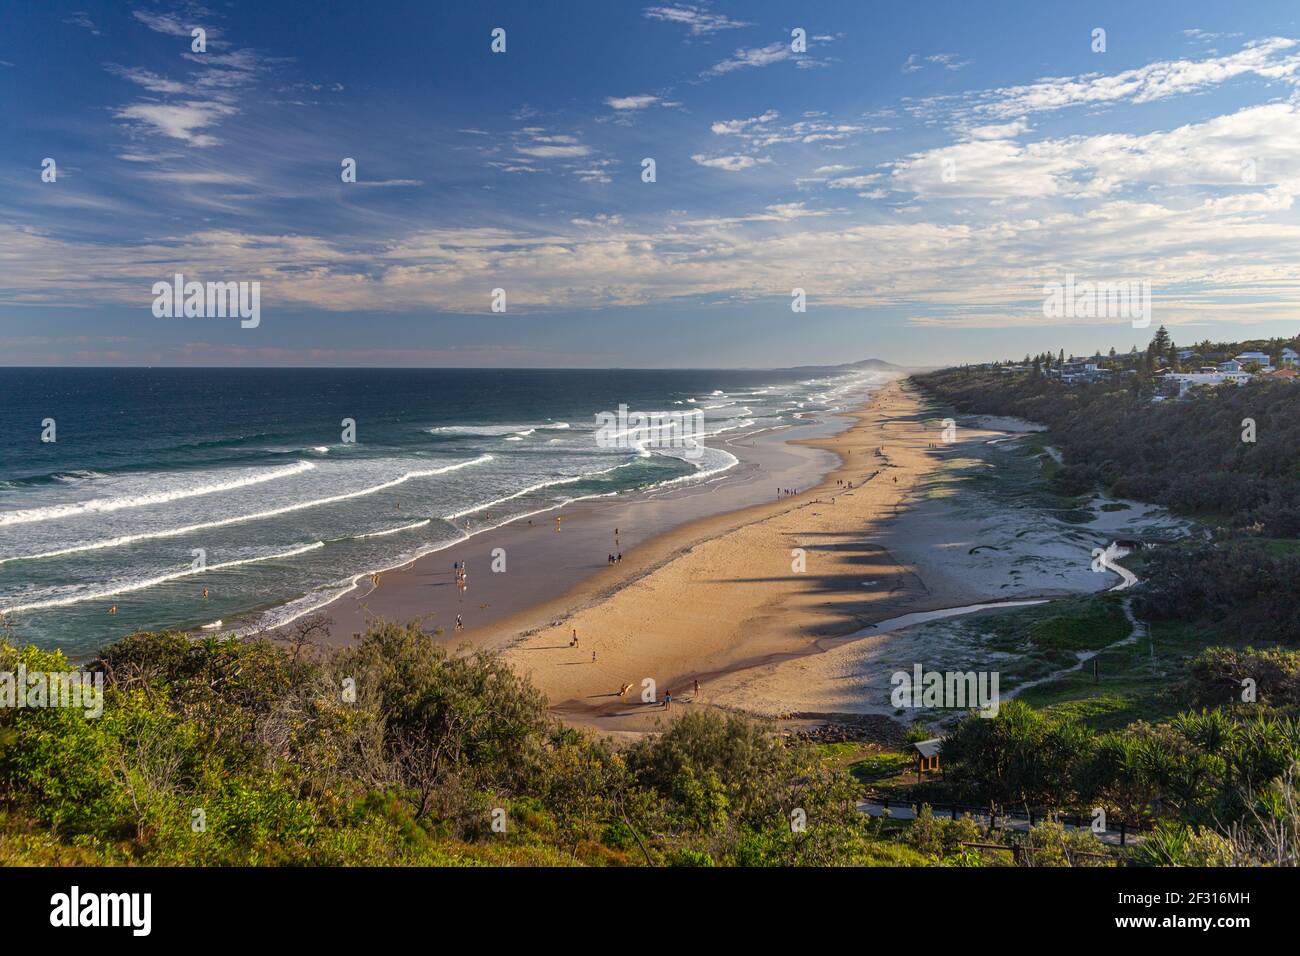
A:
[3,620,1296,866]
[0,623,926,867]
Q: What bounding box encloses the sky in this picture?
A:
[2,0,1299,368]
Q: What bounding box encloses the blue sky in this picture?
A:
[2,0,1299,367]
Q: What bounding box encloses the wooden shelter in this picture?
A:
[908,737,944,783]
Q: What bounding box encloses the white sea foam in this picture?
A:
[0,460,316,528]
[0,455,492,566]
[0,541,325,614]
[352,518,432,539]
[442,461,634,521]
[429,423,570,437]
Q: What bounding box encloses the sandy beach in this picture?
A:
[492,380,940,734]
[306,378,1183,739]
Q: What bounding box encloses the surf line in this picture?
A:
[0,455,493,567]
[0,541,325,615]
[0,460,316,528]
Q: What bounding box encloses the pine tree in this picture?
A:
[1152,325,1171,357]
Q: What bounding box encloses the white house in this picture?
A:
[1164,371,1250,397]
[1282,347,1298,367]
[1219,359,1245,373]
[1235,351,1274,371]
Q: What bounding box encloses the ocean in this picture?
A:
[0,366,891,656]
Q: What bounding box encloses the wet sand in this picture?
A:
[309,390,875,645]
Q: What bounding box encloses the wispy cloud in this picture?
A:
[960,37,1300,119]
[704,42,794,77]
[64,12,100,35]
[691,153,770,172]
[903,52,971,73]
[604,94,664,110]
[114,102,237,146]
[643,4,750,37]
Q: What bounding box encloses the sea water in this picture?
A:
[0,366,890,654]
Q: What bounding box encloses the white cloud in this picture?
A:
[969,37,1300,118]
[691,153,770,171]
[711,111,779,134]
[114,102,237,146]
[106,65,189,94]
[64,13,100,35]
[605,94,662,110]
[891,102,1300,201]
[704,43,794,77]
[643,5,750,36]
[964,118,1031,140]
[132,10,215,40]
[827,174,882,189]
[905,52,972,74]
[517,143,591,158]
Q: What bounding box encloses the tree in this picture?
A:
[1152,326,1172,358]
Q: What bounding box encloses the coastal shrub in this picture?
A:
[1018,820,1116,867]
[627,711,797,828]
[906,804,983,860]
[1134,543,1300,643]
[1187,647,1300,710]
[916,367,1300,533]
[0,628,909,867]
[1131,821,1233,867]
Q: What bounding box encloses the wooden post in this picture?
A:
[1119,822,1127,847]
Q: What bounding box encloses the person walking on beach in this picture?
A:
[664,691,672,711]
[455,614,463,631]
[591,650,597,663]
[693,679,700,696]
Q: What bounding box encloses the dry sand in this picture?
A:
[489,380,953,734]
